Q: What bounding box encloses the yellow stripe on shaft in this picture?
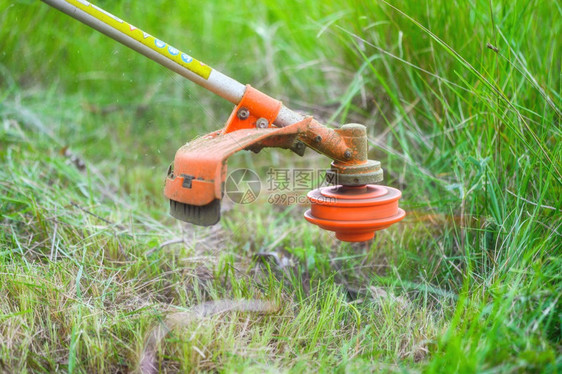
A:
[66,0,212,80]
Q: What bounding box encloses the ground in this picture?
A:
[0,0,561,372]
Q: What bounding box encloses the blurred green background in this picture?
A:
[0,0,560,372]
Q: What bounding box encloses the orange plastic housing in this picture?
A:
[223,85,282,133]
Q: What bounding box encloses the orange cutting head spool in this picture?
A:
[303,123,405,242]
[304,184,405,242]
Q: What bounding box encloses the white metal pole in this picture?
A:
[40,0,305,127]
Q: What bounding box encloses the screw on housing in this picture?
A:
[237,108,250,120]
[256,118,269,129]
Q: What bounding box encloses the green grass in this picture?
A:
[1,0,561,372]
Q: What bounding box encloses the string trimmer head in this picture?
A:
[164,86,405,241]
[41,0,405,242]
